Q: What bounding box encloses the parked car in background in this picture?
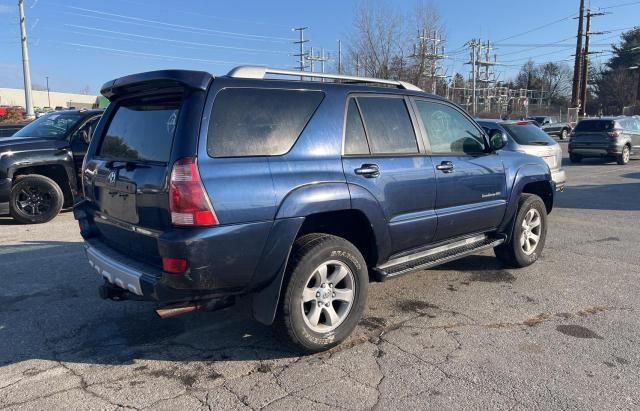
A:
[75,67,555,352]
[478,119,566,191]
[528,116,573,140]
[568,116,640,165]
[0,109,102,223]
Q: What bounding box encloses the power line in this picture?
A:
[65,6,294,42]
[63,42,254,66]
[64,24,290,55]
[495,13,577,43]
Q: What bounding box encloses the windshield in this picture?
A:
[13,112,85,139]
[532,117,546,124]
[502,123,557,146]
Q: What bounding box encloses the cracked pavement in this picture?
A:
[1,143,639,410]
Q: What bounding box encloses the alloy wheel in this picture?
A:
[301,260,355,333]
[520,208,542,256]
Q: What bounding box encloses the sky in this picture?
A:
[0,0,639,95]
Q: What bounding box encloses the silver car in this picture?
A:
[477,119,567,191]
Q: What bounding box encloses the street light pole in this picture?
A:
[18,0,34,119]
[45,76,51,108]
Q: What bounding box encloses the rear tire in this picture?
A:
[495,194,547,268]
[569,153,582,163]
[9,175,64,224]
[617,145,630,165]
[274,234,368,353]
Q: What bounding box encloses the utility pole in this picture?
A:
[337,40,342,74]
[411,29,447,94]
[466,39,480,115]
[580,9,607,116]
[293,27,308,74]
[45,76,51,108]
[18,0,34,119]
[571,0,585,109]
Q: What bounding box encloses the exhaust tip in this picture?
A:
[155,303,199,319]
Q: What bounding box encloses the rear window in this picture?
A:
[207,88,324,157]
[99,98,180,163]
[502,123,556,146]
[574,120,616,132]
[356,97,418,154]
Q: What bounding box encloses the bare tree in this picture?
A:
[346,0,444,87]
[348,0,403,79]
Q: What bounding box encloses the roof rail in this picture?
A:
[226,65,423,92]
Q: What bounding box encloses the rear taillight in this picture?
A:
[162,257,188,273]
[608,129,622,138]
[169,157,218,226]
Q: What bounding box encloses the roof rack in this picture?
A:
[226,65,423,92]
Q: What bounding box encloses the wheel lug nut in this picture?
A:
[316,292,320,297]
[332,293,336,297]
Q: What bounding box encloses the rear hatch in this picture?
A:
[572,119,616,147]
[81,71,211,267]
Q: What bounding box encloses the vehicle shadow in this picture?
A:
[0,241,300,368]
[555,182,640,211]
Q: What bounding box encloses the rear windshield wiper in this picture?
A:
[105,159,152,171]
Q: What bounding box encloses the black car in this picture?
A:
[529,116,573,140]
[568,117,640,165]
[0,109,102,223]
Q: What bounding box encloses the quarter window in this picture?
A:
[344,99,370,155]
[207,88,324,157]
[356,97,418,154]
[415,101,485,155]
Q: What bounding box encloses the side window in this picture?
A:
[344,99,370,155]
[207,88,324,157]
[356,97,418,154]
[415,100,486,155]
[75,116,100,145]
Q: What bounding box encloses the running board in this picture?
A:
[373,235,504,280]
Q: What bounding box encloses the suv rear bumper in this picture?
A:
[569,142,624,157]
[84,237,249,303]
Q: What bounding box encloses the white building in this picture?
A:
[0,88,99,109]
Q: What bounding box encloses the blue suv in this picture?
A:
[74,66,554,352]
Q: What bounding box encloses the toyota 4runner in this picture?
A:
[75,67,554,352]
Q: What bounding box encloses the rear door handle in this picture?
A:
[436,161,454,173]
[354,164,380,178]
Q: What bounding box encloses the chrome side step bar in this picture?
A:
[374,235,504,280]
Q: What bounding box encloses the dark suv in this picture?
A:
[569,117,640,165]
[0,109,102,223]
[75,67,555,352]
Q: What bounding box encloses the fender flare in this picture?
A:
[250,182,392,325]
[498,163,553,238]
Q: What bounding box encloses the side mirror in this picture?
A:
[79,129,90,145]
[490,130,507,151]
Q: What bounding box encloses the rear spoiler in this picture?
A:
[100,70,213,100]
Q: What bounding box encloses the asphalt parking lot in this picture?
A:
[1,143,639,410]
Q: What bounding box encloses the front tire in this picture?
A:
[274,234,368,353]
[617,145,630,165]
[9,175,64,224]
[560,128,568,140]
[495,194,547,268]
